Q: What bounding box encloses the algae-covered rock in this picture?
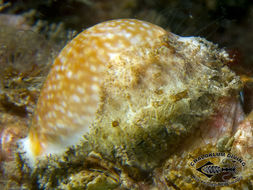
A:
[89,34,241,170]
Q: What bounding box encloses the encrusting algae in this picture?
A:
[3,19,253,189]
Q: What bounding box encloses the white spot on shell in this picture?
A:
[55,74,62,80]
[58,106,66,113]
[90,65,97,72]
[56,123,66,129]
[55,66,61,71]
[108,53,118,60]
[67,71,73,78]
[61,102,67,107]
[77,86,85,94]
[142,22,151,28]
[61,65,66,71]
[91,84,99,92]
[60,56,67,63]
[67,111,73,118]
[130,35,142,44]
[92,76,99,82]
[72,94,81,102]
[139,27,145,31]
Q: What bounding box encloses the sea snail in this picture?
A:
[21,19,241,167]
[21,19,167,161]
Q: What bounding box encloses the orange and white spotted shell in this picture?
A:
[21,19,168,160]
